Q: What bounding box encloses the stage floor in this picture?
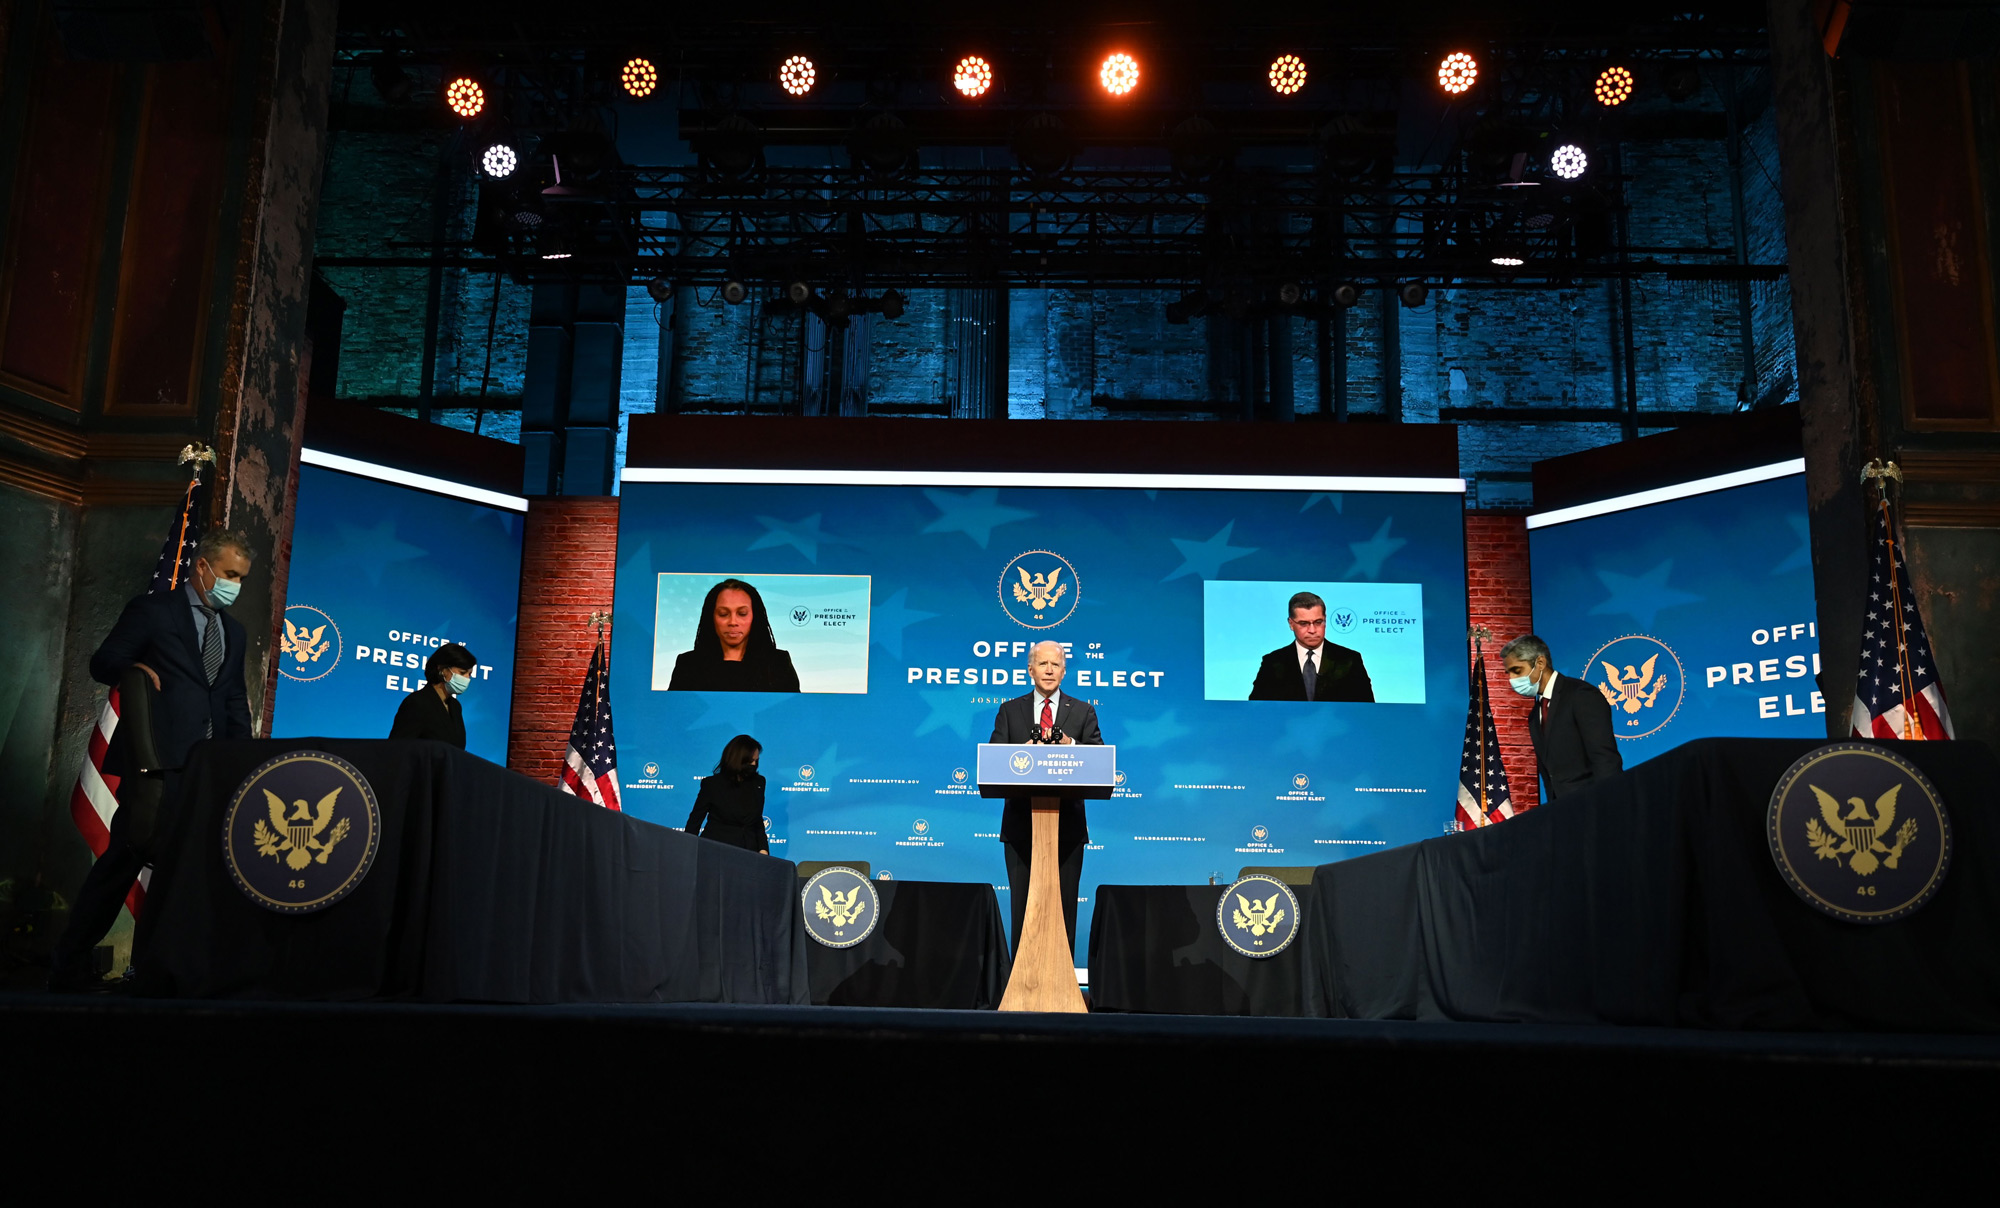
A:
[7,990,1998,1192]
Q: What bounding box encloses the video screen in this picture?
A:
[1202,580,1426,703]
[271,461,523,763]
[651,572,871,693]
[1528,467,1822,778]
[611,473,1467,945]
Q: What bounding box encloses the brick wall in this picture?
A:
[508,497,619,786]
[1464,511,1539,809]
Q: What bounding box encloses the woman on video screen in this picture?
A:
[666,578,802,693]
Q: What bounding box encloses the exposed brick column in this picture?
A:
[509,497,619,786]
[1464,512,1539,810]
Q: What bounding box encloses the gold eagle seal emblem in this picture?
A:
[1216,873,1302,958]
[800,866,881,948]
[998,550,1081,629]
[1767,743,1951,924]
[278,605,342,683]
[223,750,381,914]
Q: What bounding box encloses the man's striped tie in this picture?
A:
[200,605,222,737]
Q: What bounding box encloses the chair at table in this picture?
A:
[795,860,871,879]
[1237,866,1316,885]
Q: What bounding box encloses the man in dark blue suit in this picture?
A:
[989,640,1104,958]
[49,530,255,991]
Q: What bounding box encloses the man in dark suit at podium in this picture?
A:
[990,640,1103,957]
[1248,592,1374,702]
[50,530,256,991]
[1503,633,1622,803]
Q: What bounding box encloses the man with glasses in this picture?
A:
[1249,591,1375,702]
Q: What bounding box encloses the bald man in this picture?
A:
[989,640,1104,958]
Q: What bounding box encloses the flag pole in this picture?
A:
[1862,459,1918,739]
[168,443,215,592]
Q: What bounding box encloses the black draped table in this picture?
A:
[1307,738,2000,1031]
[136,739,810,1005]
[804,879,1011,1008]
[1088,884,1315,1015]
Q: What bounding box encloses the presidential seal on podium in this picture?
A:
[1767,742,1952,924]
[222,749,382,914]
[801,865,880,948]
[1217,873,1301,958]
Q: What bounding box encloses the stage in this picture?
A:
[6,992,1999,1191]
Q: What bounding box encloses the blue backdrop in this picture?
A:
[1528,472,1822,780]
[611,479,1469,946]
[271,463,524,763]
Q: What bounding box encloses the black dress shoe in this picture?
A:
[46,966,120,994]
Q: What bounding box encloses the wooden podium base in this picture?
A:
[998,797,1087,1013]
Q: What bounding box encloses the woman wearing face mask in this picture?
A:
[389,642,479,748]
[683,734,770,854]
[665,578,802,693]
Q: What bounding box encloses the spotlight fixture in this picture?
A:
[1268,54,1307,96]
[1550,144,1588,179]
[720,280,749,305]
[1437,52,1478,96]
[1398,281,1430,308]
[1490,255,1526,267]
[1330,283,1362,309]
[479,144,517,179]
[538,233,572,261]
[785,280,814,306]
[1594,65,1635,107]
[954,55,993,99]
[1099,52,1140,97]
[779,55,816,97]
[876,289,905,321]
[622,57,659,99]
[645,276,673,304]
[1275,281,1304,307]
[445,76,485,119]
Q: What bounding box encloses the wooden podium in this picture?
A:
[975,743,1117,1014]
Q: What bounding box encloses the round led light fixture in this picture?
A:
[1269,54,1307,96]
[1550,144,1588,179]
[480,144,517,178]
[622,57,659,99]
[1100,52,1140,97]
[1594,65,1635,107]
[445,76,485,118]
[1438,52,1478,95]
[954,55,993,99]
[780,55,817,97]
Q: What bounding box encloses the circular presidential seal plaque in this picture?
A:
[1767,742,1951,925]
[1216,873,1302,959]
[998,549,1080,629]
[800,865,880,949]
[222,750,382,914]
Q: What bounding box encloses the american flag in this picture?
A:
[1455,630,1515,830]
[1851,498,1954,740]
[559,633,622,810]
[68,473,208,916]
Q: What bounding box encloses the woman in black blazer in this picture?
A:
[683,734,770,854]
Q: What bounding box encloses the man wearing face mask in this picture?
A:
[389,643,480,748]
[49,530,256,991]
[1501,633,1622,803]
